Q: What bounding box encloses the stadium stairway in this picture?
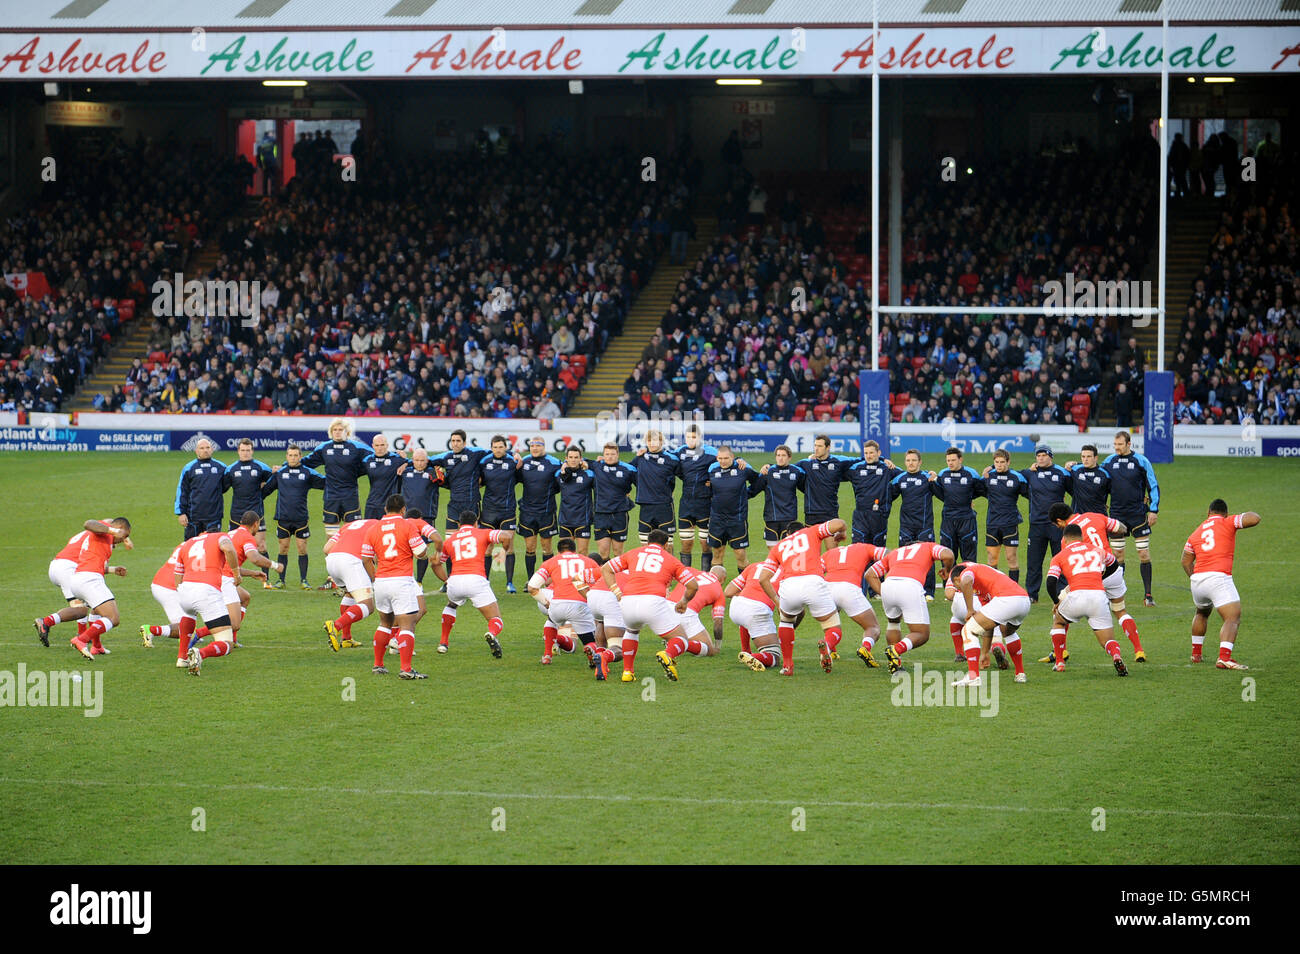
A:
[568,215,717,418]
[67,241,226,413]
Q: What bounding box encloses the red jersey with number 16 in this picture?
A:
[606,544,690,597]
[1184,513,1245,575]
[328,518,378,559]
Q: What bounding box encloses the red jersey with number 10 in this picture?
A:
[764,522,835,578]
[869,543,948,585]
[606,544,690,597]
[363,518,427,579]
[442,526,507,578]
[537,553,602,602]
[1184,513,1245,575]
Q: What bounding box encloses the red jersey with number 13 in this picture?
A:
[442,526,507,578]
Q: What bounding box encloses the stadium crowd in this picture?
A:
[617,139,1158,426]
[100,137,697,417]
[1171,150,1300,426]
[0,136,248,413]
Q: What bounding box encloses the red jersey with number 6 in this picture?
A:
[606,543,690,597]
[1067,512,1122,555]
[1183,514,1245,576]
[442,526,507,578]
[1048,541,1106,592]
[363,518,427,579]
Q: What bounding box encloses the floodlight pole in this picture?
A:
[871,0,880,372]
[1157,0,1169,373]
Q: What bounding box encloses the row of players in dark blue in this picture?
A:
[174,421,1160,602]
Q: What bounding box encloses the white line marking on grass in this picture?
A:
[0,777,1294,821]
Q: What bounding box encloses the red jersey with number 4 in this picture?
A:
[1048,541,1106,592]
[607,543,690,597]
[153,544,185,590]
[869,543,948,585]
[221,526,260,578]
[669,568,726,619]
[1067,512,1122,555]
[738,561,782,609]
[328,519,377,559]
[537,553,602,602]
[822,543,889,585]
[764,522,835,578]
[61,518,116,575]
[957,562,1028,602]
[181,533,232,588]
[442,526,506,578]
[363,517,427,579]
[1184,514,1245,575]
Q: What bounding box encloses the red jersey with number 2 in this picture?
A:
[363,518,427,579]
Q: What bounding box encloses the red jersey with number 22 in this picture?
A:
[607,544,690,597]
[1048,541,1106,592]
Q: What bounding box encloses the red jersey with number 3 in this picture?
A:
[1067,512,1122,555]
[221,526,260,578]
[669,568,726,619]
[869,543,948,585]
[153,544,185,590]
[363,517,427,579]
[328,519,377,559]
[537,553,601,602]
[764,522,835,578]
[1048,541,1106,592]
[957,562,1028,602]
[822,543,889,585]
[606,543,690,597]
[181,533,232,588]
[442,526,506,578]
[1184,514,1244,575]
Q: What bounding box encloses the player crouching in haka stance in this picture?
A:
[1044,524,1129,676]
[1181,500,1260,670]
[666,565,728,656]
[586,568,629,677]
[36,517,133,658]
[864,541,955,674]
[819,542,887,671]
[178,531,246,676]
[1047,504,1145,664]
[600,530,698,682]
[728,560,792,672]
[167,511,278,659]
[949,562,1032,686]
[753,519,850,676]
[361,496,431,679]
[526,538,604,676]
[322,517,379,651]
[438,511,511,658]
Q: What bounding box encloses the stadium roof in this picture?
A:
[6,0,1299,29]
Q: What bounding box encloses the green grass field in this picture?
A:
[0,450,1296,864]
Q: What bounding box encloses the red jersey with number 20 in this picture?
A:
[1184,513,1245,575]
[606,543,690,597]
[363,518,427,579]
[1048,541,1106,592]
[764,522,835,578]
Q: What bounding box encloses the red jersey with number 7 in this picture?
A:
[605,543,690,596]
[442,526,507,578]
[1048,541,1106,592]
[764,522,835,578]
[363,517,427,579]
[1183,513,1244,575]
[537,553,601,602]
[869,543,949,585]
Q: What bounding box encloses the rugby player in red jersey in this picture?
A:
[1182,499,1260,669]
